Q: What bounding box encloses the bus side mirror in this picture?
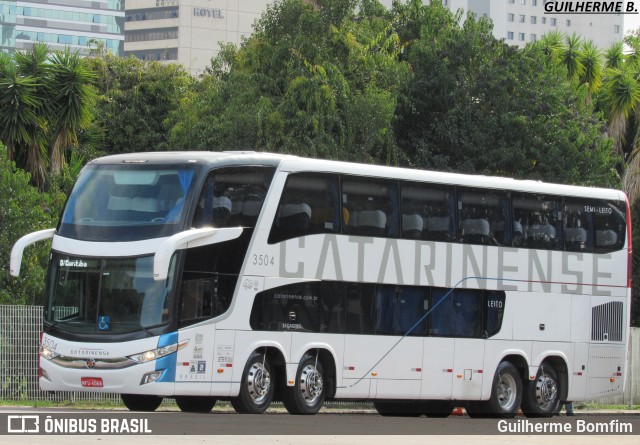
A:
[153,227,243,281]
[10,229,56,277]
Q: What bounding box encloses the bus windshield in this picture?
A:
[58,164,199,241]
[46,253,176,335]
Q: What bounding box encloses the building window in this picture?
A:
[530,34,537,41]
[125,28,179,42]
[542,17,547,24]
[507,31,514,40]
[614,25,620,33]
[550,18,557,26]
[531,16,537,24]
[566,19,571,27]
[532,0,538,5]
[520,0,526,4]
[509,0,515,3]
[519,32,525,41]
[519,14,526,23]
[508,13,514,22]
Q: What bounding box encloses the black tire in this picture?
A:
[373,401,422,417]
[175,396,217,413]
[282,353,325,415]
[521,364,560,418]
[467,361,522,418]
[121,394,163,412]
[231,351,275,414]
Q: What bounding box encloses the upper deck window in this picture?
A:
[59,164,200,242]
[191,167,275,229]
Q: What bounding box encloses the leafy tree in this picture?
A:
[87,54,194,154]
[0,145,65,305]
[168,0,409,164]
[393,0,617,187]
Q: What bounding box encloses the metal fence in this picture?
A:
[0,305,119,402]
[0,304,638,405]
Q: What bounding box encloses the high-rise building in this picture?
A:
[382,0,640,49]
[124,0,271,75]
[0,0,125,55]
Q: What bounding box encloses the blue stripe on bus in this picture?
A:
[156,332,178,383]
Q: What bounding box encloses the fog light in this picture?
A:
[140,370,163,385]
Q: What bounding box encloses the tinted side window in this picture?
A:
[401,183,456,241]
[563,200,593,252]
[592,201,626,253]
[512,194,563,250]
[342,178,399,238]
[268,173,340,244]
[192,167,275,229]
[374,285,429,336]
[564,199,626,253]
[458,189,510,246]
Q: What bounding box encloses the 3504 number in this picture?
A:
[252,254,274,266]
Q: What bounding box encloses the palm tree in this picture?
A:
[604,40,624,70]
[578,40,602,99]
[48,48,96,174]
[600,36,640,204]
[560,33,585,82]
[0,51,48,187]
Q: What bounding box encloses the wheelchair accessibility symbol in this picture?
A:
[98,315,110,331]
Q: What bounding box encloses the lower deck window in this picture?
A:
[250,281,505,338]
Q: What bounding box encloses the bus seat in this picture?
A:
[212,196,232,226]
[461,218,490,244]
[107,196,131,211]
[131,197,160,213]
[596,229,617,247]
[527,224,556,249]
[565,227,587,251]
[425,216,450,240]
[241,200,262,226]
[279,203,312,230]
[402,214,424,239]
[355,210,387,236]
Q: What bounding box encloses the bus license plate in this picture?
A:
[81,377,103,388]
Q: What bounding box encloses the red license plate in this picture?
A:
[81,377,104,388]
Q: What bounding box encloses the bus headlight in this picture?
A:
[40,345,59,361]
[127,340,188,364]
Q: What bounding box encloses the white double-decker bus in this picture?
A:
[11,152,631,417]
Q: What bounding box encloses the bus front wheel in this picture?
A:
[121,394,163,412]
[521,364,560,418]
[282,353,325,415]
[231,351,274,414]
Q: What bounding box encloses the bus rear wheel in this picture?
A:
[231,351,275,414]
[467,361,522,418]
[521,364,560,418]
[121,394,163,412]
[283,353,325,415]
[175,396,217,413]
